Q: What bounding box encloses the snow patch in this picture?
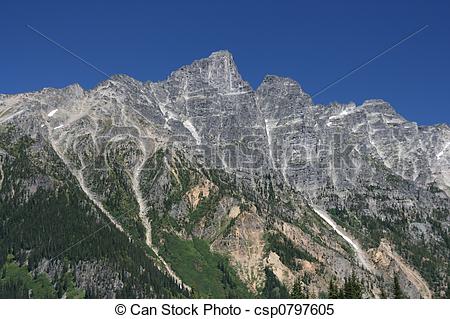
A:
[183,94,207,100]
[47,109,58,117]
[328,107,356,121]
[182,119,201,145]
[312,205,374,273]
[436,142,450,159]
[218,91,251,96]
[264,119,277,168]
[352,122,365,132]
[0,109,24,124]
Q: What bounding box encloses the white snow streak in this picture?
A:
[218,91,251,96]
[264,118,276,168]
[182,119,201,145]
[312,205,374,273]
[328,107,356,121]
[351,122,365,132]
[47,109,58,117]
[0,152,4,192]
[436,142,450,159]
[0,109,24,124]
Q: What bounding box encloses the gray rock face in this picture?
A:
[2,50,448,195]
[1,50,449,297]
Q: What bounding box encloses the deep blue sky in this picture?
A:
[1,0,449,125]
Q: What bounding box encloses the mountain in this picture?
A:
[0,51,448,298]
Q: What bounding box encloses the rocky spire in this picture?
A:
[167,50,252,95]
[256,75,312,120]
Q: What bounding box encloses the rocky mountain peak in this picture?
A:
[256,75,312,119]
[165,50,251,95]
[360,99,398,116]
[208,49,234,60]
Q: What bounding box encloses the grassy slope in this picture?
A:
[160,234,252,298]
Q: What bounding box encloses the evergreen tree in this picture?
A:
[393,274,405,299]
[327,272,363,299]
[261,268,289,299]
[344,272,362,298]
[291,277,307,299]
[328,278,339,299]
[338,288,345,299]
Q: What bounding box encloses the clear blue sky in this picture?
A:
[1,0,449,125]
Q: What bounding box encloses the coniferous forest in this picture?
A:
[0,129,189,298]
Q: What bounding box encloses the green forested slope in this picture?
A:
[0,128,189,298]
